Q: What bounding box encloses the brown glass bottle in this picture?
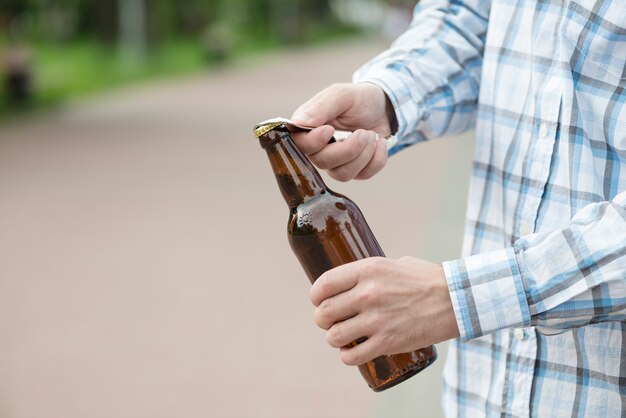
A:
[255,123,437,392]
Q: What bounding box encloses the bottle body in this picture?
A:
[288,189,436,391]
[257,124,437,391]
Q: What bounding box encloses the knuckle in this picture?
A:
[328,167,353,182]
[356,168,375,180]
[310,275,327,306]
[359,257,386,276]
[371,256,389,267]
[326,324,344,348]
[315,299,332,329]
[318,276,332,296]
[340,350,358,366]
[313,309,324,329]
[341,348,365,366]
[357,283,379,305]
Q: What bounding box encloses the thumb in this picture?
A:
[291,105,320,128]
[291,84,355,128]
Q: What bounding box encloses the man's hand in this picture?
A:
[290,83,393,181]
[310,256,460,366]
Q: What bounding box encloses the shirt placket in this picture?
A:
[505,73,562,417]
[516,74,561,239]
[504,327,537,417]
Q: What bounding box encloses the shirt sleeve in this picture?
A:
[352,0,491,155]
[442,190,626,340]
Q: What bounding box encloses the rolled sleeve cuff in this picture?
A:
[442,247,532,340]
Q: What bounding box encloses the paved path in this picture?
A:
[0,37,473,418]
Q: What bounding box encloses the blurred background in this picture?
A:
[0,1,473,417]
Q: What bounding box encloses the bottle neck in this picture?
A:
[259,126,327,208]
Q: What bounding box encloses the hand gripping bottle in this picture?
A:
[254,119,437,391]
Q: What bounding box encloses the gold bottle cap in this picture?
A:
[253,117,308,138]
[253,121,284,138]
[253,117,398,150]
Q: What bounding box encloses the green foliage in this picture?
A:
[0,38,208,115]
[0,0,361,116]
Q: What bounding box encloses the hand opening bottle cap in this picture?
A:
[253,117,398,150]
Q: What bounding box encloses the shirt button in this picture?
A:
[539,122,548,139]
[514,328,526,341]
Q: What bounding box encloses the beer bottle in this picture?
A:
[254,120,437,392]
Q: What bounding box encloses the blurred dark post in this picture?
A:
[1,4,35,106]
[2,40,34,105]
[201,21,232,63]
[93,0,117,45]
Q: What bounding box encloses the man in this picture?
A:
[290,0,626,416]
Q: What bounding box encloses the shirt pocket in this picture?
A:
[561,0,626,85]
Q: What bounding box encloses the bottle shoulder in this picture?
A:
[289,191,366,233]
[298,191,360,215]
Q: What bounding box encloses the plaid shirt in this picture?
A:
[354,0,626,416]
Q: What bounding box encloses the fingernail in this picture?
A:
[292,109,313,125]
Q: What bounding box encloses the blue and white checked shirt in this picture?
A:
[354,0,626,416]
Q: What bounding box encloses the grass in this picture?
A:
[2,39,208,110]
[0,36,241,121]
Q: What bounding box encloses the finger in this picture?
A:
[339,335,383,366]
[325,315,372,349]
[291,125,334,156]
[326,131,379,182]
[314,291,359,330]
[310,264,359,307]
[354,137,388,180]
[291,90,325,126]
[309,129,375,171]
[291,84,354,128]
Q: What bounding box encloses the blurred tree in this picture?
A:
[0,2,34,106]
[2,0,341,48]
[0,0,353,114]
[91,0,117,44]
